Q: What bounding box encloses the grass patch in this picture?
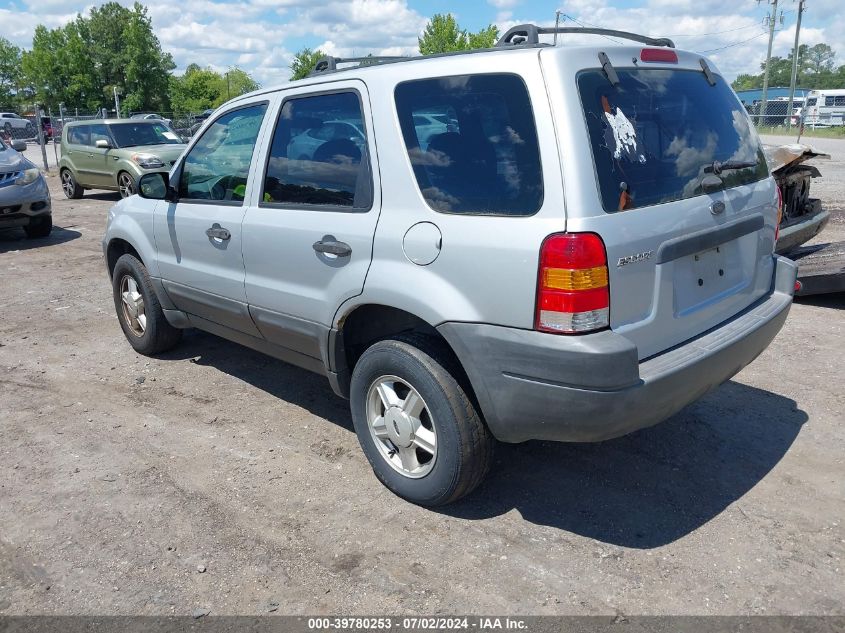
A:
[756,125,845,139]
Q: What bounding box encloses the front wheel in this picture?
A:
[23,215,52,239]
[112,253,182,355]
[118,171,136,198]
[60,169,83,199]
[350,335,493,506]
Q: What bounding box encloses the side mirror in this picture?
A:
[10,139,27,152]
[138,172,177,202]
[95,139,112,149]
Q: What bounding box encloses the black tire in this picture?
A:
[112,253,182,355]
[61,169,84,199]
[23,215,52,239]
[350,334,493,506]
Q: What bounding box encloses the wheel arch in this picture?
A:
[331,304,480,415]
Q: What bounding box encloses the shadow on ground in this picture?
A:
[443,381,807,548]
[0,225,81,253]
[158,331,806,549]
[794,292,845,309]
[159,329,352,430]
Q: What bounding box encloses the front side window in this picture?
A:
[578,69,768,212]
[88,124,111,146]
[262,91,372,210]
[806,97,817,106]
[395,74,543,216]
[179,103,268,202]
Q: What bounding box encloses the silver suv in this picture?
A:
[102,25,796,505]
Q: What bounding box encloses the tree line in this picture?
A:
[0,1,259,116]
[731,43,844,91]
[0,8,497,115]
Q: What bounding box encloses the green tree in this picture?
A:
[804,43,835,75]
[290,48,325,81]
[223,68,259,100]
[418,13,499,55]
[170,65,259,113]
[21,2,174,113]
[0,37,22,108]
[120,3,175,113]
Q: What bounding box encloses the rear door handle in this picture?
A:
[313,237,351,256]
[205,223,231,241]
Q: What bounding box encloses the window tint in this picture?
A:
[578,69,768,212]
[262,91,372,209]
[89,124,111,146]
[806,98,817,106]
[68,126,89,145]
[110,123,181,147]
[835,96,845,106]
[179,103,267,202]
[825,96,835,106]
[395,74,543,215]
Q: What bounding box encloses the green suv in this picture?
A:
[59,119,186,199]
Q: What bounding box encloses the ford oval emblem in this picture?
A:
[710,201,726,215]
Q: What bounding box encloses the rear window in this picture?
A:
[395,73,543,216]
[578,69,768,212]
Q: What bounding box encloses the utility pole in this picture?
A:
[553,10,562,45]
[786,0,806,130]
[759,0,782,126]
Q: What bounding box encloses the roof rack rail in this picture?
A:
[310,55,406,76]
[496,24,675,49]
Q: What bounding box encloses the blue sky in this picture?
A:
[1,0,842,86]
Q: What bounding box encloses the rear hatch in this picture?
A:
[545,48,778,360]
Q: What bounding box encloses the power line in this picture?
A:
[668,23,761,37]
[698,31,768,53]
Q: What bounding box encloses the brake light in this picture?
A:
[774,184,783,244]
[640,48,678,63]
[536,233,610,334]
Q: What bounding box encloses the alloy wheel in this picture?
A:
[366,375,437,478]
[61,171,75,198]
[119,275,147,337]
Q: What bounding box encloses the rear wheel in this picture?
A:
[61,169,83,199]
[23,215,52,239]
[350,335,493,506]
[112,253,182,355]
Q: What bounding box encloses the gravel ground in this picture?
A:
[1,138,843,616]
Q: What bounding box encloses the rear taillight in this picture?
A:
[536,233,610,334]
[774,184,783,244]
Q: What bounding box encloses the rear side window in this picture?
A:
[578,69,768,212]
[395,74,543,215]
[262,91,372,210]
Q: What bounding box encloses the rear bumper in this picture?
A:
[439,255,796,443]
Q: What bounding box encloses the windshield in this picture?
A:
[578,68,768,212]
[109,122,181,148]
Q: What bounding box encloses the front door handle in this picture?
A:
[205,223,231,241]
[313,237,351,257]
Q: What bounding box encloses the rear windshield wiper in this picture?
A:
[704,160,758,175]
